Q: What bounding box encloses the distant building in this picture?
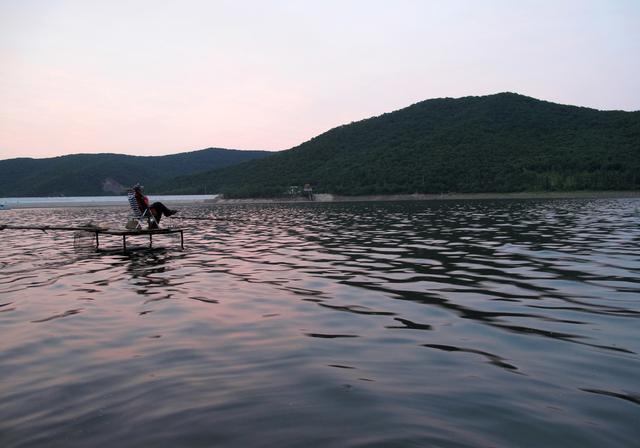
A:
[303,184,314,200]
[286,184,314,200]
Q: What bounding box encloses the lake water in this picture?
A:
[1,199,638,447]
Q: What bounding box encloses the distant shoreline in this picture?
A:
[0,195,218,209]
[212,190,640,204]
[1,191,638,209]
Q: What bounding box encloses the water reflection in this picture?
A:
[0,199,639,447]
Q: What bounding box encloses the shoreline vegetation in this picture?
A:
[158,93,640,199]
[2,190,638,209]
[0,148,269,197]
[3,94,638,201]
[211,190,640,204]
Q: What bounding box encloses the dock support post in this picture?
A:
[180,230,184,249]
[95,231,99,248]
[123,235,127,251]
[149,233,153,248]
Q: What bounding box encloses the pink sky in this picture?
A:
[1,0,639,160]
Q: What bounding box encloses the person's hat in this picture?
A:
[133,183,143,191]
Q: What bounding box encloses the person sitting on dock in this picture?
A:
[132,184,177,229]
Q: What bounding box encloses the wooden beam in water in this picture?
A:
[0,224,108,232]
[0,224,184,250]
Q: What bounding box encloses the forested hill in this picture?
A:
[160,93,640,197]
[0,148,269,196]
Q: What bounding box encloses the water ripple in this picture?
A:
[1,199,639,447]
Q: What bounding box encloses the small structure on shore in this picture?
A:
[303,184,314,200]
[287,184,315,200]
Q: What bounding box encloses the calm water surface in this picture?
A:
[1,199,639,447]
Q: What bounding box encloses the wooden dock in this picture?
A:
[0,224,184,251]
